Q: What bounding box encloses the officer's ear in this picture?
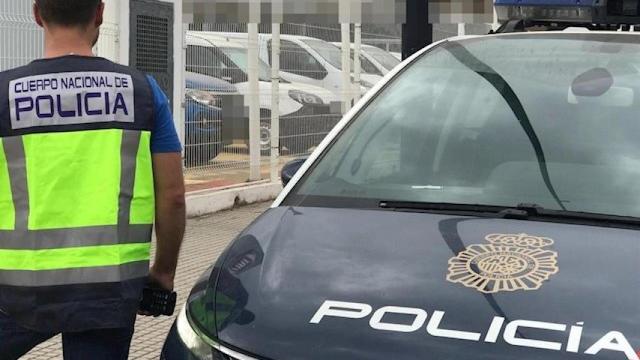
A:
[33,2,45,28]
[94,2,105,28]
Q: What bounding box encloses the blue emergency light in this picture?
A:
[495,0,640,25]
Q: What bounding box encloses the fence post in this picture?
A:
[341,24,351,114]
[270,20,282,182]
[172,0,185,158]
[118,0,130,66]
[458,23,465,36]
[353,23,362,103]
[492,5,500,31]
[248,2,261,181]
[340,0,352,114]
[270,0,284,183]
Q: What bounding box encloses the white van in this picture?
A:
[211,32,381,97]
[186,32,342,153]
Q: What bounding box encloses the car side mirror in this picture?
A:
[281,158,307,187]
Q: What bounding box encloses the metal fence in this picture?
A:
[182,23,396,184]
[0,1,44,71]
[0,1,119,71]
[0,0,494,189]
[180,22,495,185]
[95,20,121,63]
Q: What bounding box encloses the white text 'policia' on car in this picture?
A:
[162,1,640,359]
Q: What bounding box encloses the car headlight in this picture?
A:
[288,90,324,105]
[176,306,214,359]
[186,89,223,108]
[175,305,259,360]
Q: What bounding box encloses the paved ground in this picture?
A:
[22,202,271,360]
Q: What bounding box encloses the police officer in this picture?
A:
[0,1,185,359]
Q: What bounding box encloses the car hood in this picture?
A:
[185,72,237,93]
[209,206,640,360]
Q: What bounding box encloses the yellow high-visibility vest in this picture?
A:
[0,56,156,332]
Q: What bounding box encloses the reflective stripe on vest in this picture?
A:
[0,138,14,230]
[0,129,154,287]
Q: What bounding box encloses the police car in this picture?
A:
[162,1,640,359]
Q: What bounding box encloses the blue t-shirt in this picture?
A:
[146,75,182,153]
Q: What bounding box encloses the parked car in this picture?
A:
[164,28,640,360]
[184,71,237,166]
[214,32,380,97]
[186,32,342,154]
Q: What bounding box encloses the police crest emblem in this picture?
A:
[446,233,559,294]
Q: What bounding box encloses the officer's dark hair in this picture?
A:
[35,0,101,27]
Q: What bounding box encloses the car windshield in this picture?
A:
[219,46,272,82]
[302,39,344,70]
[286,34,640,219]
[303,39,381,74]
[364,45,401,70]
[351,49,383,75]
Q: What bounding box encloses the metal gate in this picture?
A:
[130,0,174,109]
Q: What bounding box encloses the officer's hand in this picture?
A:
[148,266,175,291]
[138,267,175,316]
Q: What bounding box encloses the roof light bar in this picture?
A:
[495,0,640,25]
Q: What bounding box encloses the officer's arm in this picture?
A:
[151,152,186,289]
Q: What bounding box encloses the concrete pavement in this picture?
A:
[22,202,271,360]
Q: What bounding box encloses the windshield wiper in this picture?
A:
[380,201,640,228]
[499,203,640,228]
[379,200,507,215]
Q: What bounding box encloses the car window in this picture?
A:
[363,46,401,71]
[218,46,272,82]
[186,45,247,83]
[186,45,226,78]
[350,49,383,75]
[269,39,328,80]
[302,39,343,70]
[286,34,640,219]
